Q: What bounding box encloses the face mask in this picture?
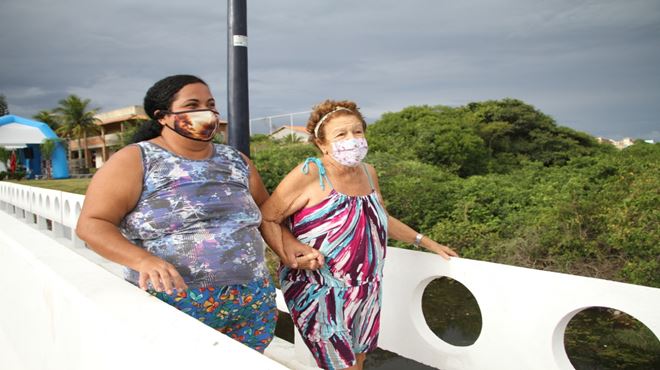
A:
[163,109,219,142]
[330,138,368,167]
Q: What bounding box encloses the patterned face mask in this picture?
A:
[163,109,220,142]
[330,138,368,167]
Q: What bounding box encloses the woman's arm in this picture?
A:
[387,216,457,259]
[366,164,458,260]
[244,157,323,269]
[242,154,287,259]
[258,163,324,269]
[76,145,187,294]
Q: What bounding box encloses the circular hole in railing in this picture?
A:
[564,306,660,369]
[39,194,43,208]
[421,277,482,346]
[54,198,60,213]
[64,200,71,219]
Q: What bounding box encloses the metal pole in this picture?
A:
[227,0,250,156]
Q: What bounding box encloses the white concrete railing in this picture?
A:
[1,181,659,370]
[0,182,288,370]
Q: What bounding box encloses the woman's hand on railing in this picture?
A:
[422,238,459,260]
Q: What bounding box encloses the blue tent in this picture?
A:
[0,115,69,179]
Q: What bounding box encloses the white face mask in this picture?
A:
[330,138,368,167]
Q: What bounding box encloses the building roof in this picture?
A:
[0,115,59,149]
[94,105,149,125]
[270,125,310,135]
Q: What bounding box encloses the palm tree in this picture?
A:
[40,138,59,179]
[53,95,100,172]
[33,110,61,132]
[0,94,9,116]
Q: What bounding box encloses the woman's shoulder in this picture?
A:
[106,144,143,165]
[362,162,377,175]
[210,143,246,165]
[280,158,322,187]
[214,143,244,159]
[88,144,143,190]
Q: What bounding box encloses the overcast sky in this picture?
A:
[1,0,659,141]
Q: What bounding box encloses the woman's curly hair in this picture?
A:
[306,99,367,148]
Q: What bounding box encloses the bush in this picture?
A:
[252,143,317,193]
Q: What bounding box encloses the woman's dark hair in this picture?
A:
[131,74,207,143]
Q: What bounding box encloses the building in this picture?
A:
[596,137,636,150]
[268,125,311,142]
[0,114,69,179]
[66,106,148,169]
[67,106,227,170]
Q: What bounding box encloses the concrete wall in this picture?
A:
[0,183,287,370]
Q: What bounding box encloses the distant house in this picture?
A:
[68,105,149,168]
[596,137,636,150]
[269,125,311,142]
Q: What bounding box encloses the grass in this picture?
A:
[6,178,92,195]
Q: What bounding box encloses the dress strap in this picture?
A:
[362,163,375,192]
[302,157,333,191]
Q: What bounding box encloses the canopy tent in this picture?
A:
[0,115,69,179]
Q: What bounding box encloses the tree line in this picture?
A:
[252,99,659,288]
[4,93,657,287]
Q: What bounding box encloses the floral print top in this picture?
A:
[120,141,268,288]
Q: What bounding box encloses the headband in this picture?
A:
[313,107,353,137]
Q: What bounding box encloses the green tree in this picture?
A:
[251,101,659,288]
[53,95,100,171]
[33,110,61,131]
[39,138,59,179]
[252,143,317,192]
[466,99,602,167]
[0,94,9,116]
[368,152,460,232]
[368,105,488,176]
[0,147,9,166]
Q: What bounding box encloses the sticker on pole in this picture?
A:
[233,35,248,47]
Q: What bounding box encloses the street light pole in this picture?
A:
[227,0,250,156]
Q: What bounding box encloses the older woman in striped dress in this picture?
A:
[260,100,458,370]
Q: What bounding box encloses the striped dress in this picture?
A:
[280,158,388,370]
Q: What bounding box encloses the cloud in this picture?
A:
[1,0,659,141]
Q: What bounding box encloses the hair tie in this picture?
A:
[313,107,352,138]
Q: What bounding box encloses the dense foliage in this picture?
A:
[0,94,9,116]
[253,99,659,288]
